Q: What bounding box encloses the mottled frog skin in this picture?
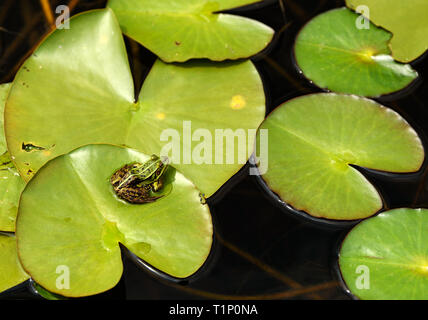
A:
[110,155,169,204]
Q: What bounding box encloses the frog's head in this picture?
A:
[152,155,169,181]
[130,155,169,182]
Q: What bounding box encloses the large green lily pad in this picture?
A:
[107,0,274,62]
[339,208,428,300]
[0,83,25,232]
[16,144,213,297]
[346,0,428,63]
[0,233,29,293]
[256,93,424,220]
[4,8,266,198]
[294,7,418,97]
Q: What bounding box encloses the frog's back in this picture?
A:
[111,163,138,188]
[133,159,158,180]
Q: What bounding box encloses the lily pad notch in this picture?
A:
[293,7,418,97]
[346,0,428,63]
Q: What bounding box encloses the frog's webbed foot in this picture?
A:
[151,179,163,192]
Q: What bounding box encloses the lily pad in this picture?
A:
[256,93,424,220]
[4,8,266,198]
[339,208,428,300]
[294,7,418,97]
[16,144,213,297]
[0,83,11,154]
[31,281,68,300]
[0,83,25,232]
[107,0,274,62]
[0,233,29,293]
[346,0,428,63]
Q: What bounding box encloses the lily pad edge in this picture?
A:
[256,92,425,222]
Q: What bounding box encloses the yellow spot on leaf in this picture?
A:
[329,158,348,172]
[230,95,246,110]
[156,112,166,120]
[413,257,428,275]
[357,47,377,63]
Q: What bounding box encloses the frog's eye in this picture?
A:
[160,156,169,165]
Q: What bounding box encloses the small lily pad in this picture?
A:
[294,7,418,97]
[256,93,424,220]
[0,84,11,155]
[5,9,266,198]
[16,144,213,297]
[346,0,428,63]
[339,208,428,300]
[0,83,25,232]
[107,0,274,62]
[0,233,29,293]
[31,282,67,300]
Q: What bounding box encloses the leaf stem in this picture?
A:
[39,0,55,30]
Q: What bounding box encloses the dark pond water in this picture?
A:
[1,0,427,300]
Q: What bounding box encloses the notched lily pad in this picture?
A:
[0,83,25,232]
[107,0,274,62]
[339,208,428,300]
[256,93,424,220]
[346,0,428,63]
[16,144,213,297]
[0,233,29,293]
[294,7,418,97]
[5,8,266,199]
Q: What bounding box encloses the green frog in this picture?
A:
[110,155,169,204]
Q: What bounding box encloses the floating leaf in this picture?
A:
[0,233,29,293]
[256,93,424,220]
[5,9,266,198]
[31,282,67,300]
[16,144,213,297]
[339,208,428,300]
[107,0,274,62]
[0,83,11,155]
[294,7,418,97]
[346,0,428,63]
[0,84,25,232]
